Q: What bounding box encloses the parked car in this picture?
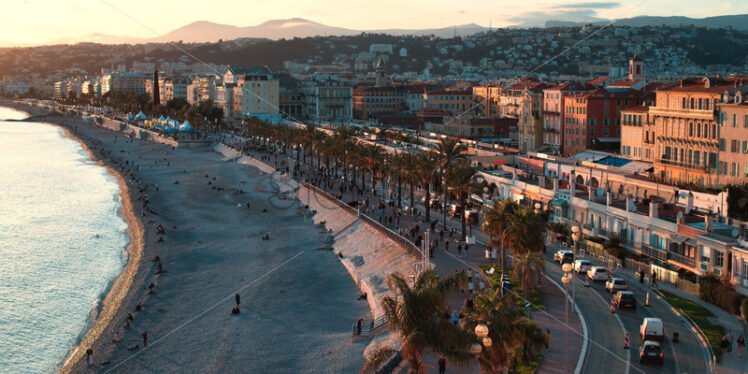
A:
[554,250,574,264]
[640,317,665,342]
[465,211,480,225]
[605,278,628,293]
[613,291,637,309]
[573,259,592,274]
[639,340,664,365]
[586,266,610,281]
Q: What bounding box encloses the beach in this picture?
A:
[5,103,372,373]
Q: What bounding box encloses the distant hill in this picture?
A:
[545,14,748,30]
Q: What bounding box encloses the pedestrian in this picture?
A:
[356,318,363,335]
[112,330,121,347]
[451,311,459,325]
[457,244,462,257]
[651,271,657,288]
[440,229,444,240]
[142,331,148,347]
[445,239,450,252]
[722,335,729,356]
[545,329,552,350]
[639,271,644,284]
[727,330,734,353]
[464,243,469,257]
[737,334,745,356]
[86,348,93,365]
[438,356,446,374]
[235,293,241,305]
[468,279,474,294]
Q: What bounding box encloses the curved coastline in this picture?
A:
[0,102,143,373]
[56,126,144,374]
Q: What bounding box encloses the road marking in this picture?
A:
[586,279,631,374]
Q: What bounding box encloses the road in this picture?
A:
[233,137,710,374]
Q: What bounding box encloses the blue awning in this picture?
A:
[550,199,568,206]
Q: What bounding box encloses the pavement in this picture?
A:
[235,139,718,374]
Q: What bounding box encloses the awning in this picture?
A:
[550,199,568,206]
[671,235,687,244]
[685,239,697,246]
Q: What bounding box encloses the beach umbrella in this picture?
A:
[179,120,193,132]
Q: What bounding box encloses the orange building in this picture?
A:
[651,77,747,187]
[717,86,748,185]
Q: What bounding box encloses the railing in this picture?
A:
[376,351,403,374]
[668,251,696,268]
[656,158,710,172]
[352,315,388,336]
[641,244,668,261]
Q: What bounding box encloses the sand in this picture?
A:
[5,102,371,374]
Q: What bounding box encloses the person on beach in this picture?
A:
[727,330,734,353]
[113,330,121,347]
[142,331,148,347]
[86,348,93,365]
[545,329,552,350]
[438,357,446,374]
[722,335,729,355]
[235,293,241,305]
[356,318,363,335]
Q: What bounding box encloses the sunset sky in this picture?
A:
[3,0,747,45]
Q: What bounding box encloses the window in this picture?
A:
[732,140,739,153]
[709,153,717,168]
[701,246,711,263]
[693,150,700,165]
[715,251,724,268]
[720,138,726,151]
[712,125,717,139]
[689,123,693,136]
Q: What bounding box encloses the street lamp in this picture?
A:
[571,225,580,256]
[561,263,573,374]
[534,202,542,214]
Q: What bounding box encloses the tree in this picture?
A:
[415,153,438,223]
[603,234,625,261]
[378,270,474,374]
[482,199,520,273]
[446,159,478,241]
[434,138,467,231]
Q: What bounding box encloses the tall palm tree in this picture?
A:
[482,199,520,273]
[434,138,467,230]
[505,208,545,257]
[389,153,407,209]
[379,270,473,374]
[446,160,478,241]
[512,251,546,299]
[415,153,437,223]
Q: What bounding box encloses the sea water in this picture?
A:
[0,107,127,373]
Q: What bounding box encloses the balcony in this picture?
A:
[641,244,668,261]
[668,251,696,268]
[543,127,559,133]
[656,158,710,172]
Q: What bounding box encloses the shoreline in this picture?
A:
[57,126,145,374]
[5,102,372,373]
[0,102,145,373]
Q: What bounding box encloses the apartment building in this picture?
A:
[650,77,745,188]
[302,80,353,121]
[423,89,473,116]
[543,83,594,154]
[620,105,654,161]
[717,86,748,185]
[101,72,149,95]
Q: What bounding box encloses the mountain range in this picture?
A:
[24,14,748,46]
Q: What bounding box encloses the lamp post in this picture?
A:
[571,225,580,257]
[561,263,573,374]
[534,202,542,214]
[473,323,492,373]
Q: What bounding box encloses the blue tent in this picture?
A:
[158,115,165,122]
[153,123,164,129]
[127,113,135,121]
[135,111,148,121]
[179,120,193,132]
[164,126,179,133]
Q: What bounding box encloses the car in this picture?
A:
[639,340,664,365]
[554,250,574,264]
[605,278,628,293]
[640,317,665,342]
[573,259,592,274]
[613,291,637,309]
[586,266,610,281]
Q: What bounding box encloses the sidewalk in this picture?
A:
[655,282,748,374]
[236,142,586,373]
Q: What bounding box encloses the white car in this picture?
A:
[554,250,574,264]
[605,277,628,293]
[587,266,610,281]
[573,259,592,274]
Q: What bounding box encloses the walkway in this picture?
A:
[231,140,587,374]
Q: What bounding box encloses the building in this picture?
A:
[163,77,190,101]
[275,73,303,119]
[472,84,501,117]
[651,77,747,187]
[543,83,594,154]
[619,105,654,161]
[186,75,217,104]
[563,87,643,156]
[716,85,748,185]
[518,83,550,153]
[231,73,279,120]
[302,80,353,121]
[439,117,515,139]
[101,72,149,95]
[423,89,473,116]
[352,85,405,120]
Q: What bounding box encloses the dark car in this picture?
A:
[613,291,637,309]
[639,341,664,365]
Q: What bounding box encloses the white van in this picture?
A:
[640,317,665,342]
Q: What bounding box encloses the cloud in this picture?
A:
[506,9,608,27]
[552,2,621,9]
[457,10,466,14]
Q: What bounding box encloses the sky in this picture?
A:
[2,0,747,45]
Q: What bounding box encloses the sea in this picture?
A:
[0,106,128,373]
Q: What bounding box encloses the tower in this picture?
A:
[629,53,644,81]
[152,70,160,109]
[375,58,386,88]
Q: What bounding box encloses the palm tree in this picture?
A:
[512,251,546,299]
[415,153,437,223]
[434,138,467,231]
[379,270,473,374]
[389,153,407,209]
[482,199,520,273]
[505,208,545,257]
[446,160,478,242]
